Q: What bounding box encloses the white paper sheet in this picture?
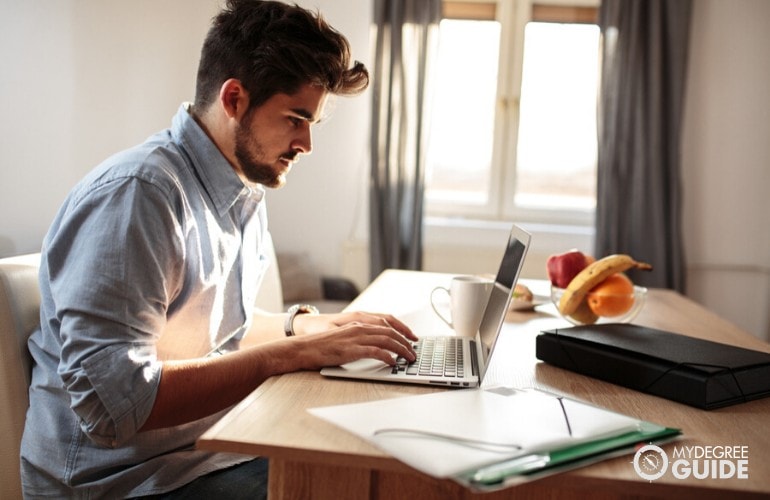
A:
[308,387,642,478]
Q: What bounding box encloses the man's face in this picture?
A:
[233,84,328,188]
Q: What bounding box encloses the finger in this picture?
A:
[379,314,418,340]
[381,332,417,361]
[333,323,416,361]
[359,335,418,364]
[349,312,418,341]
[359,322,416,356]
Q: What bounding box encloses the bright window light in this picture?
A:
[516,22,600,210]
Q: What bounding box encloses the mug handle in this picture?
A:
[430,286,453,328]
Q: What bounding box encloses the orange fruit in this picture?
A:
[586,273,635,317]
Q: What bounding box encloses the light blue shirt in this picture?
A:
[21,104,270,498]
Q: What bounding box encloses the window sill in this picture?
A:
[424,216,595,252]
[423,216,595,279]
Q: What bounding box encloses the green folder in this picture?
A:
[465,423,681,486]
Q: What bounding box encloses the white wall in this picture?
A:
[681,0,770,340]
[263,0,373,280]
[1,0,768,340]
[0,0,219,255]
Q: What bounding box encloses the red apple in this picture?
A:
[546,249,589,288]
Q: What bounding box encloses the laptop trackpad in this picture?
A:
[337,358,391,373]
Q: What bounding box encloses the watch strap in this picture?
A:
[284,304,319,337]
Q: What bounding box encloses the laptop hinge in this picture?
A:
[470,340,479,376]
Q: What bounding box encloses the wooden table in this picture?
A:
[198,270,770,499]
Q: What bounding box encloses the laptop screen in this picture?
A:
[476,224,531,381]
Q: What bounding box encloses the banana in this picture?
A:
[569,299,599,325]
[558,254,652,316]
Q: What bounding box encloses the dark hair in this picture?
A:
[194,0,369,111]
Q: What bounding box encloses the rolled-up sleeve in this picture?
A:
[48,173,185,447]
[67,337,161,447]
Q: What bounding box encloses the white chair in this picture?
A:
[0,253,41,500]
[256,233,359,314]
[253,232,284,313]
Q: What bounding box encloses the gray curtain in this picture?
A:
[595,0,693,291]
[369,0,441,281]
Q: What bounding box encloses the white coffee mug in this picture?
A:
[430,275,493,337]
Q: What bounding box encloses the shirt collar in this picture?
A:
[171,103,264,216]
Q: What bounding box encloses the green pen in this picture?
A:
[471,453,550,483]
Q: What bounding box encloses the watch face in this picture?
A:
[288,304,320,315]
[632,444,669,481]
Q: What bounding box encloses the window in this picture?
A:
[425,0,600,226]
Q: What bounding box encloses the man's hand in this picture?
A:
[290,311,418,368]
[293,310,413,337]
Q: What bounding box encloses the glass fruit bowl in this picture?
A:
[550,285,648,326]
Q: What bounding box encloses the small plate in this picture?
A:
[508,295,549,311]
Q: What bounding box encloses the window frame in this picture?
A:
[427,0,600,227]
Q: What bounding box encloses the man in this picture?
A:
[20,1,417,498]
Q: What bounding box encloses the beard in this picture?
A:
[234,119,297,188]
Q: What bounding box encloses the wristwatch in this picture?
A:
[284,304,320,337]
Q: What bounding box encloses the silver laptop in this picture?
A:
[321,224,531,388]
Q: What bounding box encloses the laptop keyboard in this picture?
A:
[394,337,465,378]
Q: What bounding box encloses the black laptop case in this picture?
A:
[535,323,770,410]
